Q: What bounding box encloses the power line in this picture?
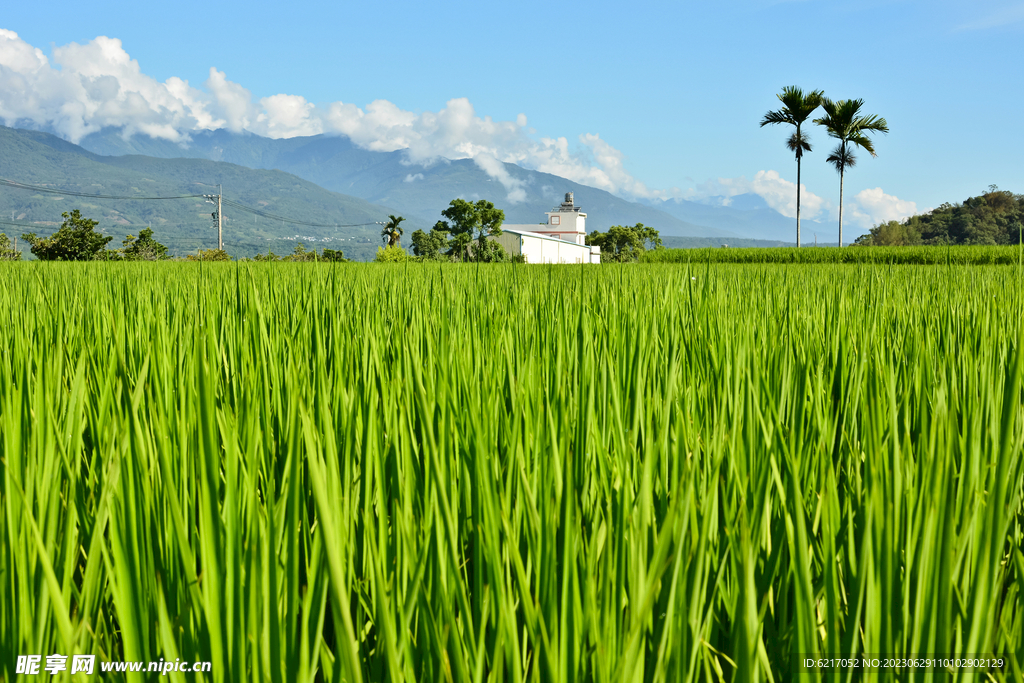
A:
[0,219,61,232]
[1,221,373,245]
[1,175,387,234]
[1,223,371,249]
[0,177,205,200]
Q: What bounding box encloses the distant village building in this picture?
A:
[497,192,601,264]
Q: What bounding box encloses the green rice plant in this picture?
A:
[641,244,1024,265]
[0,261,1021,682]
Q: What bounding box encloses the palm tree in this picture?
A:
[381,215,406,248]
[760,86,824,247]
[814,99,888,247]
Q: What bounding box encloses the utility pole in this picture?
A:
[204,186,223,251]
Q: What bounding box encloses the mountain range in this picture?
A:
[0,126,401,259]
[73,128,742,239]
[1,123,838,258]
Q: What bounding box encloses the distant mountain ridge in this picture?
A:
[640,194,842,244]
[75,127,752,240]
[0,126,409,260]
[4,123,837,250]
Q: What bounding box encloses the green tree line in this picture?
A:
[855,187,1024,246]
[4,205,667,264]
[3,209,352,262]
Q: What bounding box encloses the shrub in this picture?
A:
[321,248,347,262]
[186,248,230,261]
[374,245,410,262]
[121,228,170,261]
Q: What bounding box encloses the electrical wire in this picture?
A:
[0,177,206,200]
[0,219,54,231]
[2,175,387,231]
[1,223,372,246]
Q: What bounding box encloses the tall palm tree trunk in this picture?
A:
[796,156,802,248]
[838,167,844,248]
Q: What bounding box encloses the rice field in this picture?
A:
[1,261,1022,682]
[642,244,1024,265]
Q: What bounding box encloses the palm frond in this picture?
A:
[760,110,794,127]
[853,114,889,135]
[786,130,812,159]
[816,98,887,158]
[826,144,856,174]
[847,132,877,157]
[778,86,825,120]
[761,86,824,127]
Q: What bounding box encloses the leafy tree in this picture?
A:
[375,245,410,262]
[853,220,921,246]
[186,248,230,262]
[253,251,282,262]
[815,99,889,247]
[587,227,642,262]
[284,242,318,262]
[0,233,22,261]
[634,223,663,250]
[22,210,112,261]
[433,199,506,262]
[411,228,449,260]
[121,228,169,261]
[381,215,406,248]
[586,223,662,262]
[321,248,348,262]
[760,86,824,247]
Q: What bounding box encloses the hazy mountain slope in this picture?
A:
[76,127,734,238]
[0,126,417,259]
[359,158,735,237]
[642,194,841,243]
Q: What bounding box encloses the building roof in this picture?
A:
[501,228,599,252]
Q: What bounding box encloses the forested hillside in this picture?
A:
[0,126,418,260]
[856,188,1023,245]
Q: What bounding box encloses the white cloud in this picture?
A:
[205,68,253,132]
[0,30,922,218]
[0,30,663,202]
[690,170,831,219]
[257,93,321,138]
[682,170,919,230]
[845,187,919,227]
[473,153,527,203]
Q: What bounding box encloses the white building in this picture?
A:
[498,192,601,264]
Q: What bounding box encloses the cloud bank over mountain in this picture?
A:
[0,29,916,227]
[683,171,921,229]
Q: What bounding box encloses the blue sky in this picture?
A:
[1,0,1022,233]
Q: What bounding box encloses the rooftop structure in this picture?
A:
[500,192,600,263]
[538,192,587,245]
